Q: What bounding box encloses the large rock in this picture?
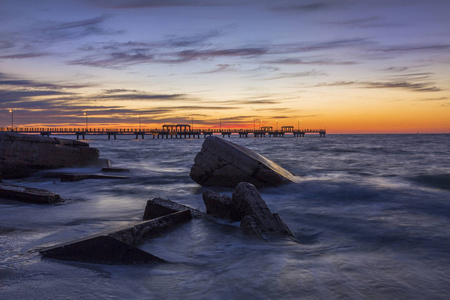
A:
[0,132,101,178]
[190,136,296,188]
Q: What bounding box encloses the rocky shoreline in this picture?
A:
[1,133,298,265]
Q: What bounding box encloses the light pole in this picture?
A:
[9,109,13,131]
[259,120,262,130]
[219,118,221,131]
[253,119,255,132]
[276,120,278,131]
[138,115,142,131]
[84,112,88,131]
[191,117,194,131]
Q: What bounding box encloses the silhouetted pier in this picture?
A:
[1,124,326,139]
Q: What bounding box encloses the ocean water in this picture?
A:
[1,134,449,299]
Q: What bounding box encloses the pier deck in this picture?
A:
[1,128,326,139]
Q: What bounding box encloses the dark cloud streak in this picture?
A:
[0,52,48,59]
[312,80,441,92]
[325,16,403,28]
[266,58,357,65]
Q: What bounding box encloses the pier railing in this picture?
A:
[0,127,326,138]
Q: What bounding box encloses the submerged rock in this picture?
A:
[190,136,296,188]
[0,184,63,204]
[0,132,101,178]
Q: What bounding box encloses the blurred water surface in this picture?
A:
[1,134,449,299]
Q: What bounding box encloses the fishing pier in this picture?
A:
[1,124,326,139]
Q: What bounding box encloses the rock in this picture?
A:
[0,132,101,178]
[143,197,204,220]
[202,183,296,241]
[240,215,262,237]
[190,136,296,188]
[41,236,164,265]
[0,184,64,204]
[232,182,295,240]
[202,190,240,221]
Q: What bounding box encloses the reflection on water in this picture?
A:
[1,134,450,299]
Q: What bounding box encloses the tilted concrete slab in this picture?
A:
[143,197,204,220]
[0,184,64,204]
[40,210,192,265]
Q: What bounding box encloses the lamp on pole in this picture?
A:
[191,117,194,131]
[138,115,142,131]
[9,109,13,131]
[259,120,262,130]
[276,120,278,131]
[84,112,88,131]
[253,119,255,132]
[219,118,221,131]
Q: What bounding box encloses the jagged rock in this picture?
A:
[190,136,296,188]
[0,184,64,204]
[232,182,295,240]
[202,183,296,241]
[143,197,204,220]
[202,190,239,221]
[0,132,102,178]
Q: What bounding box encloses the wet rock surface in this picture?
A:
[0,184,64,204]
[203,182,296,240]
[190,136,296,188]
[41,210,192,265]
[0,132,101,178]
[202,190,239,221]
[112,210,193,246]
[41,236,164,265]
[232,182,295,240]
[143,197,204,220]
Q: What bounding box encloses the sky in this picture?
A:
[0,0,449,133]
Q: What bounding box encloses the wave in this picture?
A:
[410,174,450,191]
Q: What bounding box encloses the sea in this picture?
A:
[1,134,449,299]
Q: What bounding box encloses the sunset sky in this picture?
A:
[0,0,449,133]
